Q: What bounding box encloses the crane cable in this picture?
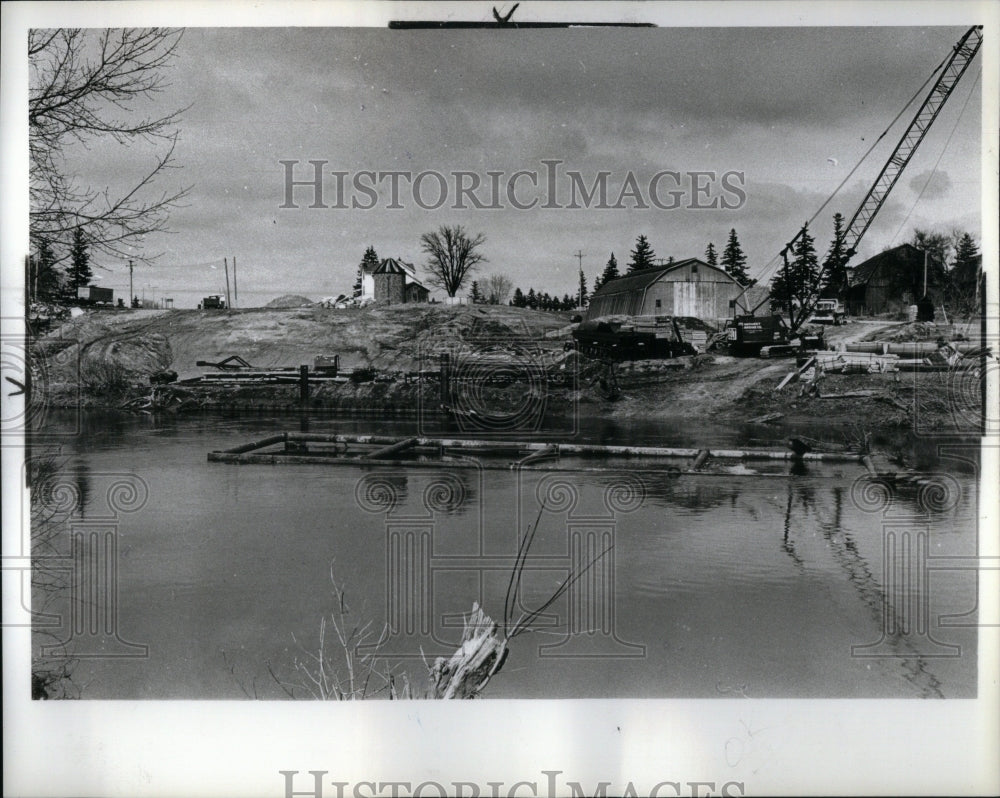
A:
[888,66,981,248]
[751,43,955,289]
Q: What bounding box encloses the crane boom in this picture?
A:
[839,25,983,260]
[744,25,983,324]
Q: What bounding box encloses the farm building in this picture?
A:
[845,243,946,315]
[586,259,747,325]
[373,257,430,305]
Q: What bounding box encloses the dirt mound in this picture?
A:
[265,294,314,308]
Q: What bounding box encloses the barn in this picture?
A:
[586,259,746,325]
[845,243,946,315]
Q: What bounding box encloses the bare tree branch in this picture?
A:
[420,225,487,297]
[28,28,191,261]
[485,273,514,305]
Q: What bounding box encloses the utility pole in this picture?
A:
[923,249,928,297]
[224,257,231,309]
[233,256,238,309]
[128,259,135,307]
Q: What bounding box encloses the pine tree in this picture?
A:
[628,235,656,273]
[769,223,819,320]
[721,229,749,285]
[30,238,62,301]
[354,245,379,298]
[512,287,526,307]
[704,242,718,267]
[820,213,849,297]
[578,269,588,307]
[948,231,980,313]
[527,288,538,309]
[68,227,92,291]
[469,280,484,304]
[952,232,979,271]
[595,252,619,292]
[541,292,552,310]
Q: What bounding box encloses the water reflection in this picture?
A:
[27,411,981,698]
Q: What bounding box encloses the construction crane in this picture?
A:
[728,25,983,355]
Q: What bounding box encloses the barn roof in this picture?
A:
[850,243,924,286]
[591,258,736,298]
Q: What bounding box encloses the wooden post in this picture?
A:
[232,255,238,309]
[224,257,231,309]
[440,353,451,406]
[299,365,309,405]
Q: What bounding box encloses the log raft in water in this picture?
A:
[211,432,862,464]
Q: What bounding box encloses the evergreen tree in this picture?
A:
[541,291,552,310]
[578,269,588,307]
[469,280,484,304]
[563,293,573,310]
[30,238,62,301]
[769,223,819,320]
[721,228,749,285]
[68,227,92,291]
[595,252,620,291]
[704,242,718,267]
[628,235,656,273]
[948,231,980,313]
[355,245,379,298]
[527,288,538,309]
[512,287,526,307]
[820,213,849,297]
[952,232,979,271]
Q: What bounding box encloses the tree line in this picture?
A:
[767,212,981,319]
[27,228,95,304]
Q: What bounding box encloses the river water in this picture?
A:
[29,411,979,699]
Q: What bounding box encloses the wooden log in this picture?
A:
[777,356,816,390]
[517,444,559,466]
[218,433,287,454]
[363,437,418,459]
[691,448,711,470]
[817,391,876,399]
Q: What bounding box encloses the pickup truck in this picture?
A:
[808,299,846,325]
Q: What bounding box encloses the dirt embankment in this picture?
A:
[33,309,980,436]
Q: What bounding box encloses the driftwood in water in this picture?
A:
[429,604,508,699]
[427,507,610,699]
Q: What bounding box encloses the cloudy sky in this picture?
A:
[53,21,983,307]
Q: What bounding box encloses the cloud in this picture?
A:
[908,169,953,200]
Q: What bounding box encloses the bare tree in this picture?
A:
[29,28,190,261]
[485,273,513,305]
[420,225,487,297]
